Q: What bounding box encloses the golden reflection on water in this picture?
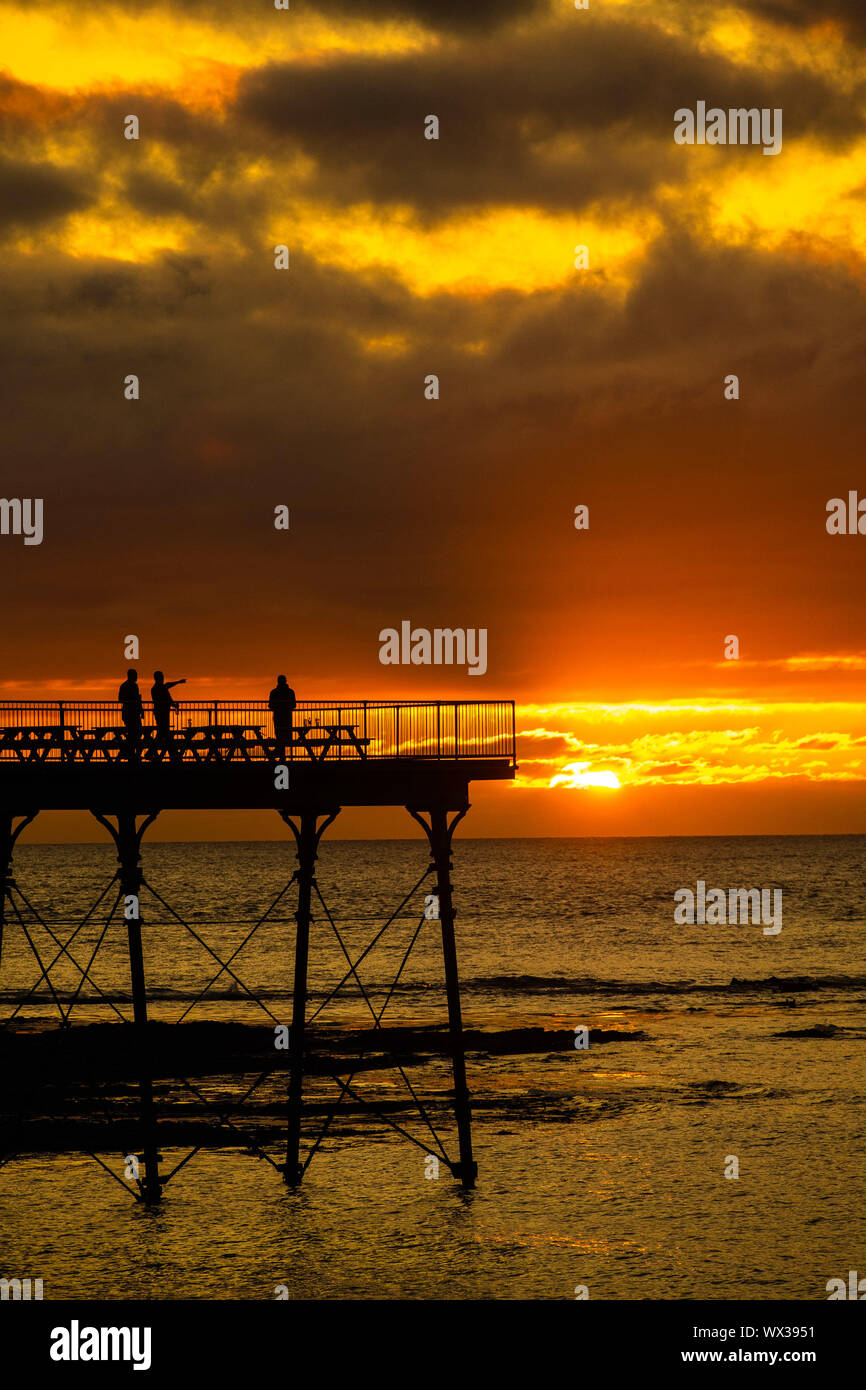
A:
[476,1233,650,1255]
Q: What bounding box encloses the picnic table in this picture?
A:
[0,725,79,762]
[163,723,370,762]
[292,723,370,760]
[90,724,271,763]
[0,721,372,764]
[72,723,269,763]
[179,724,269,762]
[74,726,128,761]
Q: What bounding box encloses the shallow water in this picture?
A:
[1,836,863,1299]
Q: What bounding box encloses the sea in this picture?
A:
[1,835,864,1300]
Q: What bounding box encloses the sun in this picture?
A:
[549,762,621,790]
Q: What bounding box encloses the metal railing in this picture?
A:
[0,700,516,765]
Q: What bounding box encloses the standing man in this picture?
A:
[269,675,296,760]
[118,668,144,759]
[151,670,185,755]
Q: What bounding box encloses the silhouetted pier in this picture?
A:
[0,699,516,1201]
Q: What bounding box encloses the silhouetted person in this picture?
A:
[118,668,143,757]
[269,675,296,759]
[151,670,185,753]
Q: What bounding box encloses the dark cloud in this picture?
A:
[321,0,548,32]
[237,18,866,216]
[0,155,92,229]
[0,74,74,134]
[41,0,546,33]
[4,10,861,241]
[124,170,196,219]
[3,223,866,688]
[3,5,866,689]
[741,0,866,41]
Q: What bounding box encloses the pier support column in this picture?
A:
[278,808,340,1185]
[0,812,37,979]
[408,805,477,1189]
[91,810,162,1204]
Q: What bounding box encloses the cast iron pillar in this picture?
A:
[91,810,162,1203]
[278,808,340,1185]
[0,811,37,980]
[408,804,477,1189]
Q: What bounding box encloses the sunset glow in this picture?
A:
[523,701,866,792]
[3,0,866,837]
[550,762,622,791]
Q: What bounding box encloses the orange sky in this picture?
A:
[2,0,866,838]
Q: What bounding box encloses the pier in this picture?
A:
[0,698,516,1202]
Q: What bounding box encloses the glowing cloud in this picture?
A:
[549,762,621,790]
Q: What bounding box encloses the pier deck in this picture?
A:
[0,698,515,808]
[0,699,517,1201]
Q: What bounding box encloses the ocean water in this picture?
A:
[1,835,864,1300]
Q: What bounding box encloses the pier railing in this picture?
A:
[0,700,516,765]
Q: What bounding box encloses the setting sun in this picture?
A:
[549,762,621,790]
